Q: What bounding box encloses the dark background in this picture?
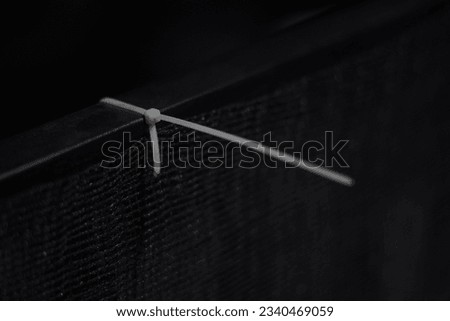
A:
[1,0,450,300]
[0,1,352,140]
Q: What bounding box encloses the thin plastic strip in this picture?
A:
[100,97,354,186]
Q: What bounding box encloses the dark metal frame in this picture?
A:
[0,0,443,193]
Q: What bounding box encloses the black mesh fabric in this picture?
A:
[1,5,450,300]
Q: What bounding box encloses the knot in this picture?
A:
[144,108,161,126]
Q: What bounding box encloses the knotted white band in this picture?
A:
[101,97,354,187]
